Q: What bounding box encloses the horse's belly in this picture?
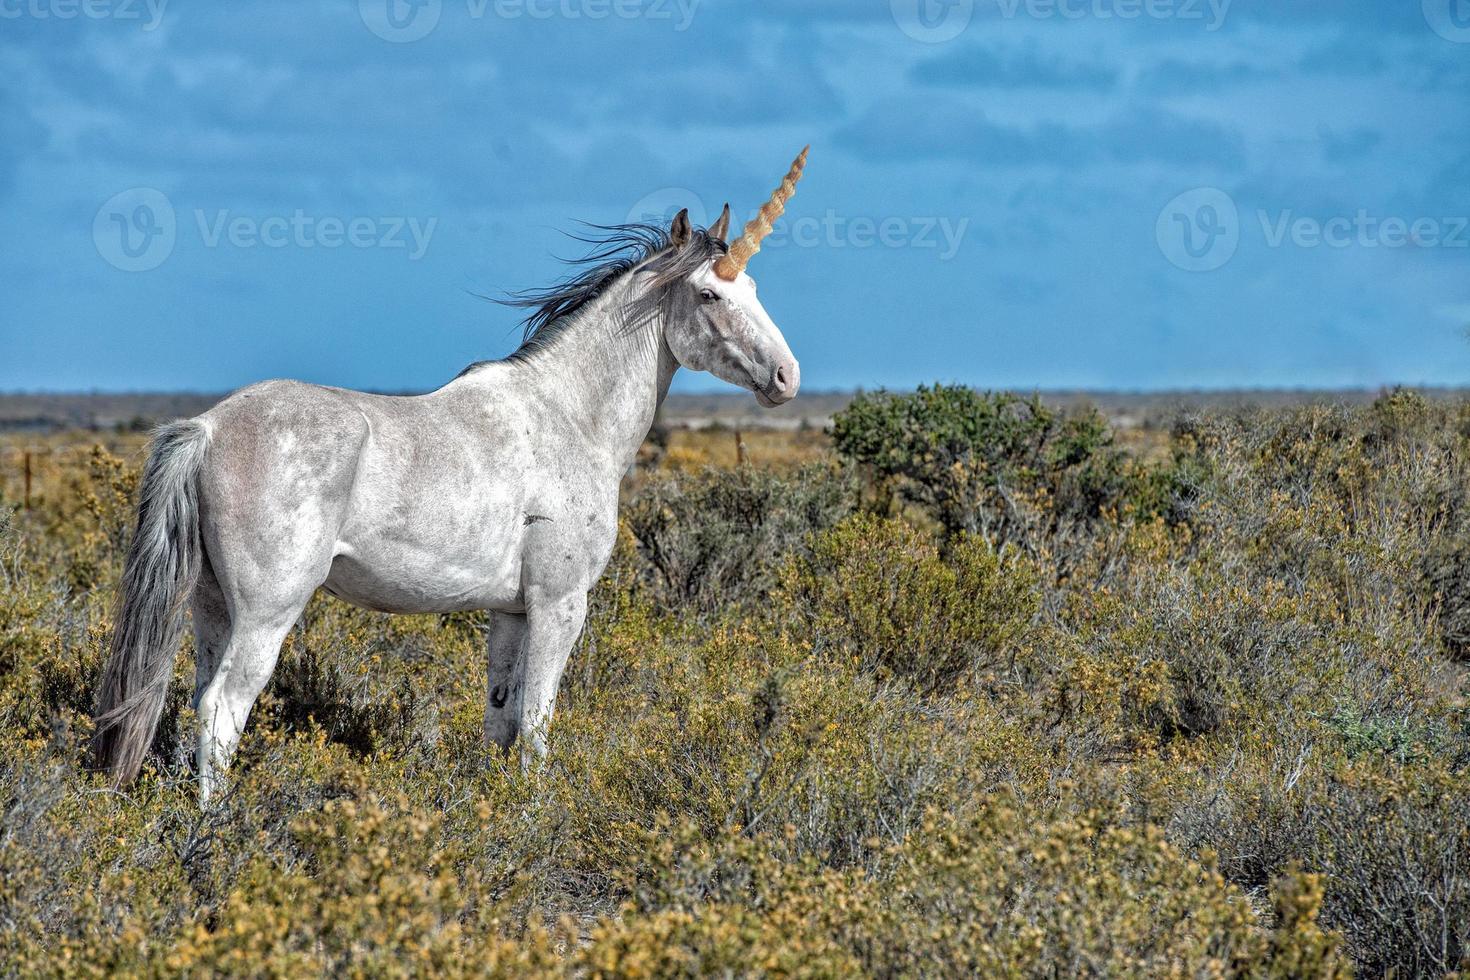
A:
[321,545,521,615]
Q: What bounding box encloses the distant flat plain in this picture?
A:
[2,388,1467,433]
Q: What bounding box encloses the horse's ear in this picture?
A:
[708,203,731,243]
[669,208,691,248]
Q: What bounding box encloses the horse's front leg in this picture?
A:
[518,591,588,770]
[483,611,527,756]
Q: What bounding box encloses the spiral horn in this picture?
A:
[713,145,808,281]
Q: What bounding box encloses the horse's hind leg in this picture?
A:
[191,553,230,710]
[195,590,313,803]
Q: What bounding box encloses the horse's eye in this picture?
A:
[698,288,719,303]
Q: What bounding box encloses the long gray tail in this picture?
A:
[91,418,210,787]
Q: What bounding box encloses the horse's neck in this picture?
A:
[504,277,676,472]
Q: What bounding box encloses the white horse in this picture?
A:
[93,148,808,800]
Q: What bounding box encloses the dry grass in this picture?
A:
[1,390,1467,976]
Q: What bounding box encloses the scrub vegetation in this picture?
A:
[2,386,1467,976]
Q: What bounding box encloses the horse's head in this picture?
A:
[659,147,806,408]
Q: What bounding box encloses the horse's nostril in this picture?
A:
[775,364,789,391]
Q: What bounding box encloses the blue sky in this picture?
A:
[2,0,1468,393]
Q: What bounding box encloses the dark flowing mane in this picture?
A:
[495,221,727,363]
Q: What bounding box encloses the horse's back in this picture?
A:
[194,377,528,614]
[202,379,374,493]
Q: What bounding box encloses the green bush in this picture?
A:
[830,385,1139,546]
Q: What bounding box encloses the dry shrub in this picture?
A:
[777,514,1039,694]
[584,796,1348,978]
[622,463,854,617]
[2,392,1469,975]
